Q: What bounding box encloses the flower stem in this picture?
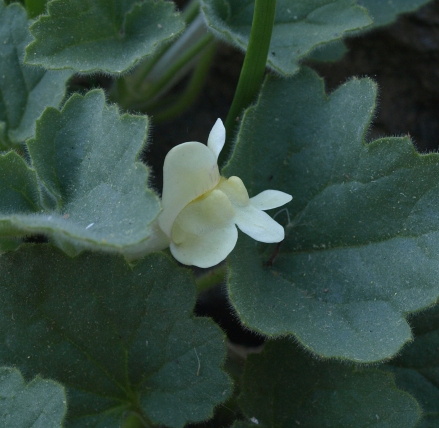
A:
[152,42,216,123]
[222,0,277,165]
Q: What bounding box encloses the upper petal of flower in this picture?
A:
[250,190,292,210]
[170,189,237,268]
[159,141,220,237]
[207,118,226,160]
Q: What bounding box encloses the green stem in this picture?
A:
[182,0,200,23]
[195,265,227,294]
[152,42,216,123]
[138,32,214,106]
[222,0,277,165]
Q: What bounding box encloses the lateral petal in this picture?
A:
[207,118,226,160]
[159,142,220,237]
[234,204,285,243]
[250,190,292,210]
[170,189,237,267]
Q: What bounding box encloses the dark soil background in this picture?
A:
[147,0,439,348]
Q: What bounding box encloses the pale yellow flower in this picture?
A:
[159,119,292,268]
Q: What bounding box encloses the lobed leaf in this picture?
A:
[0,367,66,427]
[0,1,72,150]
[387,304,439,427]
[224,67,439,362]
[0,89,164,257]
[0,246,232,427]
[25,0,185,74]
[358,0,433,28]
[200,0,372,76]
[238,340,421,427]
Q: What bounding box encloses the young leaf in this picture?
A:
[25,0,185,74]
[0,1,72,150]
[0,245,232,427]
[238,340,421,427]
[0,367,66,427]
[387,304,439,426]
[200,0,372,76]
[2,89,163,257]
[224,67,439,363]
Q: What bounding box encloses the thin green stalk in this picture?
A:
[152,42,216,123]
[222,0,277,165]
[195,265,227,294]
[182,0,200,23]
[111,0,200,107]
[139,32,214,104]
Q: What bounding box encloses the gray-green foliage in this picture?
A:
[0,246,231,427]
[0,1,71,150]
[358,0,432,27]
[201,0,372,76]
[200,0,372,76]
[0,367,66,428]
[25,0,185,74]
[0,90,163,258]
[387,304,439,427]
[238,340,421,427]
[224,68,439,363]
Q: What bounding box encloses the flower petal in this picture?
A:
[170,189,237,268]
[217,176,250,207]
[250,190,292,210]
[207,118,226,160]
[159,142,220,237]
[234,204,285,243]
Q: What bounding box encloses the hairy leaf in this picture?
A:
[0,89,163,257]
[238,340,421,427]
[0,1,71,150]
[0,246,231,427]
[358,0,432,27]
[200,0,372,76]
[25,0,185,74]
[387,305,439,427]
[0,367,66,427]
[224,67,439,362]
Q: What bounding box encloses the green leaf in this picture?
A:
[25,0,48,18]
[358,0,432,28]
[0,366,66,427]
[0,1,72,150]
[200,0,372,76]
[386,305,439,427]
[25,0,185,74]
[0,89,163,257]
[238,340,421,427]
[0,245,232,427]
[224,67,439,363]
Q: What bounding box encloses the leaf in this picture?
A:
[0,1,72,150]
[0,366,66,428]
[200,0,372,76]
[25,0,185,74]
[0,89,163,257]
[358,0,432,28]
[0,245,232,427]
[25,0,48,18]
[386,304,439,427]
[224,67,439,363]
[238,340,421,427]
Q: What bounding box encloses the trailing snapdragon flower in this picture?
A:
[158,119,292,268]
